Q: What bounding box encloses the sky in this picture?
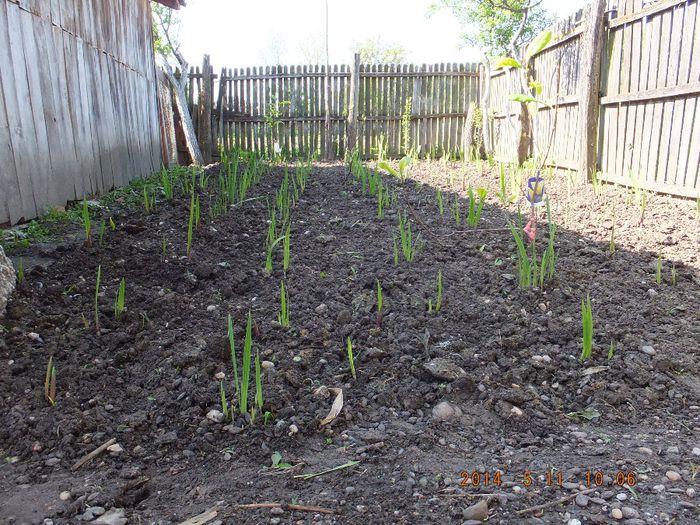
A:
[177,0,590,69]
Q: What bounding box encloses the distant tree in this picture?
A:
[429,0,552,60]
[353,37,408,64]
[151,1,203,164]
[298,34,326,65]
[259,35,289,66]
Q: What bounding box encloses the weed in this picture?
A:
[346,337,356,380]
[278,281,290,328]
[143,187,151,213]
[467,187,487,228]
[44,356,56,406]
[608,340,615,360]
[656,254,662,285]
[437,190,444,216]
[94,265,101,333]
[580,295,593,362]
[538,199,557,288]
[508,219,533,288]
[240,312,253,415]
[114,277,126,320]
[379,156,412,184]
[435,270,443,312]
[109,217,116,231]
[271,451,293,470]
[81,198,92,247]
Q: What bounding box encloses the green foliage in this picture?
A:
[283,224,291,273]
[437,190,444,215]
[656,254,662,285]
[508,218,533,288]
[254,351,263,416]
[347,337,356,380]
[240,312,253,415]
[398,212,416,262]
[580,295,593,362]
[379,156,412,184]
[451,197,461,226]
[376,279,383,314]
[228,314,240,403]
[161,167,174,200]
[671,263,677,286]
[278,281,290,328]
[435,270,443,312]
[429,0,552,59]
[44,356,56,406]
[186,191,195,258]
[114,277,126,320]
[495,57,522,69]
[354,37,408,64]
[466,186,487,227]
[402,97,412,155]
[607,341,616,360]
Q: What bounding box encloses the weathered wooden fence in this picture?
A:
[488,0,700,198]
[0,0,163,225]
[187,59,481,161]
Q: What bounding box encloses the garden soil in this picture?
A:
[1,160,699,525]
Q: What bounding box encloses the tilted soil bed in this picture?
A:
[1,159,699,525]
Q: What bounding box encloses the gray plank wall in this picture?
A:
[0,0,162,225]
[488,0,700,198]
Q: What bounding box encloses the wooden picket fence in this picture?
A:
[186,58,481,161]
[488,0,700,198]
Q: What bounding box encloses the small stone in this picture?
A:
[432,401,462,421]
[666,446,679,454]
[692,447,700,456]
[261,360,275,370]
[575,493,589,507]
[640,345,656,355]
[288,424,298,435]
[462,500,488,521]
[133,445,145,456]
[422,358,466,381]
[206,409,224,423]
[616,493,627,501]
[206,305,216,312]
[87,506,105,517]
[270,519,281,525]
[647,288,658,297]
[687,488,696,497]
[356,505,368,513]
[91,507,127,525]
[653,484,665,493]
[666,470,681,481]
[270,507,284,515]
[510,406,523,417]
[315,304,328,315]
[568,519,581,525]
[621,507,639,519]
[637,447,653,455]
[106,444,123,455]
[572,431,587,440]
[59,491,72,501]
[610,508,623,520]
[345,486,355,494]
[45,457,61,467]
[32,441,43,453]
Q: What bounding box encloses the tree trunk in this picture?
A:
[480,62,492,156]
[517,103,531,165]
[160,60,204,165]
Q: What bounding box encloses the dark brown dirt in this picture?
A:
[1,159,699,525]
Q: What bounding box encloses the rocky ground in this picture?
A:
[0,158,698,524]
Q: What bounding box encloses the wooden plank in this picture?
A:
[608,0,688,28]
[578,0,607,180]
[601,81,700,105]
[598,170,698,197]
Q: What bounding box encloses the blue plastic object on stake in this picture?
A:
[526,176,545,207]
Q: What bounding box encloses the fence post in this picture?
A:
[479,63,492,157]
[577,0,607,180]
[347,53,361,154]
[198,54,213,164]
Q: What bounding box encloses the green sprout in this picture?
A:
[114,277,126,320]
[398,212,415,262]
[16,258,24,285]
[228,314,240,404]
[254,350,263,414]
[451,197,460,226]
[240,312,253,415]
[161,168,174,200]
[580,295,593,362]
[98,220,106,246]
[437,190,444,216]
[220,381,229,421]
[94,265,101,333]
[346,337,356,380]
[278,281,290,328]
[435,270,443,312]
[608,340,616,360]
[671,263,677,286]
[466,186,487,228]
[283,223,291,273]
[187,191,195,258]
[82,197,92,247]
[508,219,533,288]
[379,155,412,184]
[44,356,56,406]
[109,217,116,231]
[143,187,151,213]
[656,254,662,285]
[497,163,508,205]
